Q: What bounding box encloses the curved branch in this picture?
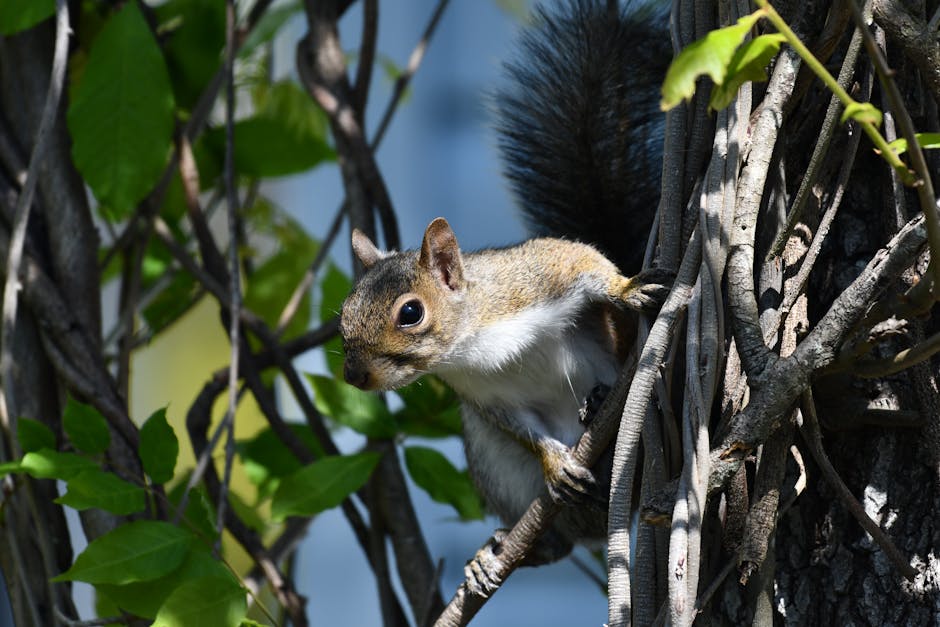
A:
[727,47,801,379]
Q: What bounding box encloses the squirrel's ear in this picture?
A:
[419,218,465,290]
[351,229,385,268]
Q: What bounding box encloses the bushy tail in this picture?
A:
[494,0,670,274]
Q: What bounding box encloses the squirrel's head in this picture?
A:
[340,218,467,391]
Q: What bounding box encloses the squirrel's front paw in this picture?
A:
[540,443,604,507]
[622,268,673,311]
[464,530,508,598]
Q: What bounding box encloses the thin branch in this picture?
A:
[799,389,916,580]
[767,20,865,260]
[276,201,345,334]
[186,378,309,627]
[216,0,242,553]
[371,0,450,149]
[352,0,378,120]
[853,326,940,377]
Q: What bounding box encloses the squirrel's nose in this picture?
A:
[343,360,371,389]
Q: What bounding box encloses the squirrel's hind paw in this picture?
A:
[464,531,509,598]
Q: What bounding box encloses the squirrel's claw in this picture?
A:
[623,268,674,312]
[542,444,605,507]
[464,531,507,598]
[579,383,612,426]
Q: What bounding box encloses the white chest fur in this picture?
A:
[435,293,619,446]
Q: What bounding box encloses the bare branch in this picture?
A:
[799,389,917,580]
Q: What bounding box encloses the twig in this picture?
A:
[371,0,450,149]
[853,327,940,377]
[352,0,378,119]
[187,379,309,627]
[756,1,913,183]
[172,381,244,525]
[115,232,148,402]
[276,201,345,334]
[216,0,242,554]
[799,389,917,580]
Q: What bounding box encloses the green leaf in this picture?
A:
[142,271,200,336]
[404,446,483,520]
[660,11,764,111]
[17,418,56,453]
[241,2,302,56]
[243,226,318,343]
[203,79,333,180]
[319,263,351,378]
[53,521,192,584]
[20,449,98,480]
[709,33,785,111]
[395,377,462,438]
[63,398,110,455]
[155,0,225,109]
[271,452,382,520]
[227,489,269,533]
[67,1,175,220]
[841,101,883,126]
[167,478,218,542]
[204,116,334,178]
[0,460,22,478]
[307,374,397,438]
[98,547,233,619]
[886,132,940,155]
[139,407,179,484]
[153,575,246,627]
[0,0,55,35]
[260,80,331,143]
[56,468,146,515]
[237,423,323,499]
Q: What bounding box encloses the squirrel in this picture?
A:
[340,0,670,584]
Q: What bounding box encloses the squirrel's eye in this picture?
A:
[397,300,424,327]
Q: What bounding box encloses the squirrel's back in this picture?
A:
[494,0,670,274]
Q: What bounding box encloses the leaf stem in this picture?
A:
[755,0,915,184]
